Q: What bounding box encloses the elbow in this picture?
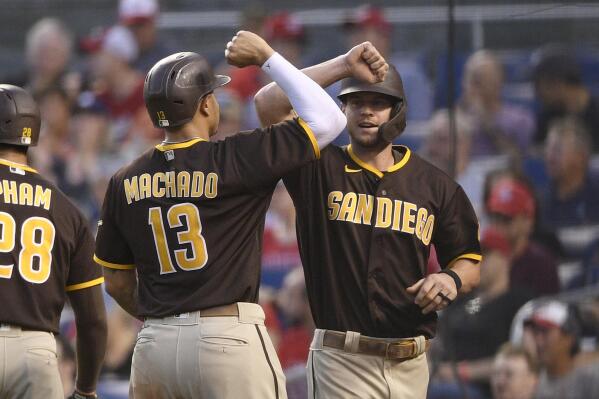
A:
[104,271,130,302]
[332,109,347,134]
[253,88,266,116]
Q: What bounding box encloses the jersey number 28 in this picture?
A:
[148,203,208,274]
[0,212,55,284]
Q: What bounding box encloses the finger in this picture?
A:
[406,278,424,294]
[422,295,444,314]
[224,49,231,59]
[369,59,386,71]
[226,41,234,50]
[414,279,436,305]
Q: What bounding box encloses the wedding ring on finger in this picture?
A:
[437,292,452,303]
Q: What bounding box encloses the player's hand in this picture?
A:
[406,273,457,314]
[225,31,275,68]
[67,390,98,399]
[343,42,389,83]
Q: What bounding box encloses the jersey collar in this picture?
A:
[346,145,411,178]
[155,138,206,152]
[0,158,38,174]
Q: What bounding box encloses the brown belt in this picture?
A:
[197,303,239,317]
[322,330,430,361]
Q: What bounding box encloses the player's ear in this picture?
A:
[198,95,211,117]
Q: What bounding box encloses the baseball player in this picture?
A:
[0,85,107,399]
[255,55,482,397]
[95,32,386,399]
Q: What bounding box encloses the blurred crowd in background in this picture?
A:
[3,0,599,398]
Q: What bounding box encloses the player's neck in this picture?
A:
[163,119,211,142]
[0,149,28,166]
[351,142,395,171]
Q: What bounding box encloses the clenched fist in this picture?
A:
[343,42,389,84]
[225,31,275,68]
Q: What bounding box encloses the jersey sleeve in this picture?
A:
[219,118,319,190]
[433,185,482,268]
[65,218,104,291]
[94,177,135,270]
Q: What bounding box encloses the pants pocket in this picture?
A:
[200,335,249,346]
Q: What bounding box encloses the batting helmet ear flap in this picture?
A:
[379,99,407,143]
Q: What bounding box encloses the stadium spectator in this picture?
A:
[421,108,508,219]
[118,0,175,73]
[262,182,301,288]
[87,25,159,156]
[276,267,313,399]
[458,50,535,157]
[344,4,433,121]
[431,228,532,399]
[525,300,599,399]
[210,89,244,141]
[30,86,98,219]
[491,343,539,399]
[20,18,76,98]
[532,47,599,152]
[541,116,599,228]
[487,177,560,296]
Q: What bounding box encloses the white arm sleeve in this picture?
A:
[262,52,346,149]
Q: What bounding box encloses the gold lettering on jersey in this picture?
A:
[139,173,152,200]
[124,177,139,204]
[19,183,33,206]
[327,191,435,245]
[327,191,343,220]
[177,171,191,197]
[415,207,428,240]
[123,172,219,204]
[2,180,18,205]
[205,173,218,199]
[422,215,435,245]
[0,180,51,210]
[354,194,373,225]
[152,173,165,198]
[338,192,357,222]
[191,172,204,197]
[392,200,403,231]
[401,202,417,235]
[375,197,392,228]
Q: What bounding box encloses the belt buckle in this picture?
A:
[0,324,10,331]
[385,340,415,360]
[173,313,190,319]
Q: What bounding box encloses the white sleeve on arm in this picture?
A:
[262,52,346,149]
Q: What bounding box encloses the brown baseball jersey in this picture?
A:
[0,159,104,333]
[283,144,481,339]
[94,118,318,318]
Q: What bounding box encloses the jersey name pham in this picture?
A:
[124,171,219,204]
[327,191,435,245]
[0,179,52,210]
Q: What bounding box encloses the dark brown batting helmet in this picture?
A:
[337,65,407,142]
[144,52,230,129]
[0,84,41,147]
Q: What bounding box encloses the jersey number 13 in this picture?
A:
[148,203,208,274]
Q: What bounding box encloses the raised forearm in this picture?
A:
[255,55,351,127]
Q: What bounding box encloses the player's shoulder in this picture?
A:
[110,147,157,183]
[25,169,89,223]
[404,149,460,187]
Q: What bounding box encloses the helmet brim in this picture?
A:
[214,75,231,90]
